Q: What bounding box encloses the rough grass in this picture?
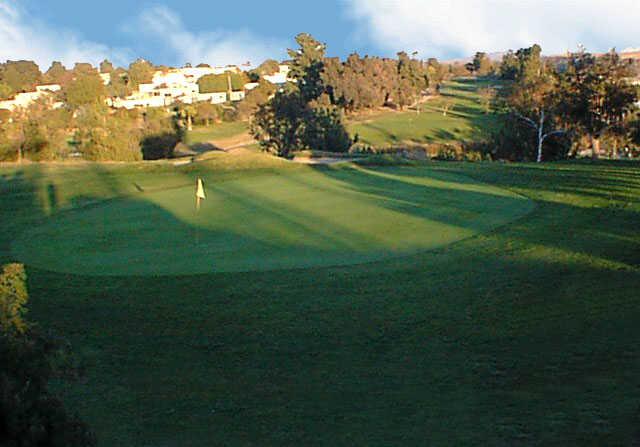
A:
[184,121,249,145]
[347,79,501,147]
[1,154,640,446]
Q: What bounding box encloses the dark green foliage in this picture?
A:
[303,106,351,153]
[0,264,95,447]
[560,49,638,155]
[288,33,327,102]
[488,113,570,161]
[251,87,308,157]
[251,34,351,156]
[322,52,429,113]
[499,50,519,80]
[140,108,182,160]
[466,52,492,76]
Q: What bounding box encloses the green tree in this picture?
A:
[0,264,28,334]
[195,101,220,126]
[107,68,131,98]
[0,82,13,99]
[64,72,107,108]
[99,59,114,74]
[499,50,519,80]
[43,61,71,85]
[236,81,276,120]
[561,49,638,158]
[395,51,428,109]
[252,34,351,156]
[466,52,492,76]
[0,60,42,93]
[288,33,326,102]
[251,86,309,157]
[128,59,155,89]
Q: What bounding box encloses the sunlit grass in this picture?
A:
[1,143,639,445]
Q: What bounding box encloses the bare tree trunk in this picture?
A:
[536,110,545,163]
[591,135,600,159]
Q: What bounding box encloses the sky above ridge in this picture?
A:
[1,0,639,69]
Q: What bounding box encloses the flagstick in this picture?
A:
[195,196,200,244]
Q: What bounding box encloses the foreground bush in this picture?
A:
[0,264,95,447]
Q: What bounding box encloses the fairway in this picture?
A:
[347,80,500,147]
[12,165,532,275]
[2,156,640,445]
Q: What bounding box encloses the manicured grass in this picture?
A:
[185,122,249,145]
[1,154,640,446]
[347,79,501,147]
[12,164,532,275]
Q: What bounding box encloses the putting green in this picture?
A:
[12,166,533,275]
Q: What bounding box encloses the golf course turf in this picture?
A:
[11,165,532,275]
[1,155,640,445]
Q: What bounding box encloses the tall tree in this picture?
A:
[467,52,492,76]
[287,33,326,102]
[252,33,350,156]
[561,49,638,158]
[64,72,107,108]
[501,45,565,162]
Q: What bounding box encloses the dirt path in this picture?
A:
[209,132,256,152]
[291,156,357,165]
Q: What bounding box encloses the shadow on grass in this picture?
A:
[2,159,640,445]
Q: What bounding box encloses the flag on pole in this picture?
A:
[195,177,206,211]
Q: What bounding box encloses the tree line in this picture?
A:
[251,33,454,157]
[491,45,639,161]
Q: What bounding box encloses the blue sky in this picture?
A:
[1,0,639,69]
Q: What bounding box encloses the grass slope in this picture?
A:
[185,122,249,146]
[347,79,500,147]
[1,154,640,446]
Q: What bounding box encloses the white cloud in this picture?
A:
[133,6,287,67]
[345,0,640,58]
[0,1,130,69]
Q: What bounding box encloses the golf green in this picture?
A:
[12,165,533,275]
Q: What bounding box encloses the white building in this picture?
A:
[0,84,62,111]
[263,65,291,85]
[107,65,246,109]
